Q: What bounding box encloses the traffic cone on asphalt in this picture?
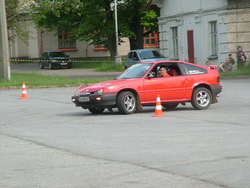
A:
[20,82,29,99]
[152,95,165,117]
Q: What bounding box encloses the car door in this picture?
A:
[126,52,140,67]
[143,76,187,103]
[142,63,187,103]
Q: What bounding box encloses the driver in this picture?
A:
[158,65,170,77]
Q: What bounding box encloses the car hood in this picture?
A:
[76,79,137,93]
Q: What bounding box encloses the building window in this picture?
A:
[210,21,218,56]
[58,33,76,51]
[172,27,178,59]
[144,29,159,48]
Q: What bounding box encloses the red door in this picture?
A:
[187,30,195,63]
[142,76,187,103]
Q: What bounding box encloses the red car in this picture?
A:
[72,61,222,114]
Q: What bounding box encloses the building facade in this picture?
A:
[152,0,250,65]
[9,20,131,59]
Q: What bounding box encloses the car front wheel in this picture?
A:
[49,63,53,70]
[39,62,44,69]
[88,107,105,114]
[117,91,136,114]
[191,87,212,110]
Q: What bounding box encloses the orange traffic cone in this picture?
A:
[152,95,165,117]
[20,82,29,99]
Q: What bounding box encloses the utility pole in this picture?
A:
[114,0,122,65]
[0,0,11,81]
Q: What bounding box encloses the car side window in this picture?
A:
[128,52,133,59]
[182,64,208,75]
[148,63,182,78]
[132,52,139,60]
[41,52,48,58]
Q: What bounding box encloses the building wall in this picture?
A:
[155,0,231,65]
[10,22,130,59]
[153,0,250,66]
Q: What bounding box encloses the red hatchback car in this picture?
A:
[72,61,222,114]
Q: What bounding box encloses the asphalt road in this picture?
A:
[10,62,121,79]
[1,78,250,188]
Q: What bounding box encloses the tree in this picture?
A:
[31,0,158,57]
[5,0,34,44]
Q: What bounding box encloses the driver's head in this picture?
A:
[159,65,167,77]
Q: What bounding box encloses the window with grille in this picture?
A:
[172,27,178,58]
[144,29,159,48]
[58,33,76,50]
[210,21,218,56]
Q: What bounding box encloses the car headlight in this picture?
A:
[94,89,103,95]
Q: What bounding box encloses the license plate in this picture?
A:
[78,96,90,102]
[61,63,67,65]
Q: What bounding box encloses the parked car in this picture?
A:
[39,51,72,69]
[72,61,222,114]
[125,49,166,69]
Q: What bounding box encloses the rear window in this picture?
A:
[183,64,208,75]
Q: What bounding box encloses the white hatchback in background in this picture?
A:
[125,49,166,69]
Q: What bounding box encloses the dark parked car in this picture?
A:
[39,51,72,69]
[125,49,166,69]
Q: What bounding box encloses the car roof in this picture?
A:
[129,49,159,52]
[45,51,63,53]
[139,60,209,68]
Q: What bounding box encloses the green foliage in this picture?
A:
[72,59,124,71]
[5,0,34,44]
[31,0,158,55]
[0,73,110,88]
[220,62,250,77]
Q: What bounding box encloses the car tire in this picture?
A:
[191,87,212,110]
[162,103,179,109]
[39,62,44,69]
[117,91,136,114]
[88,107,105,114]
[49,63,53,70]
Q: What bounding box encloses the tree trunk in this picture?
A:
[107,34,116,58]
[129,6,144,50]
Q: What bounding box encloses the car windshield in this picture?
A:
[139,51,164,59]
[116,63,153,79]
[50,52,66,57]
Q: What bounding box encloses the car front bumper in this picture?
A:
[52,61,72,67]
[72,93,117,109]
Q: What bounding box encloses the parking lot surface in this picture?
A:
[1,65,250,188]
[10,62,121,79]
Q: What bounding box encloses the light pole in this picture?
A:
[114,0,122,65]
[0,0,11,81]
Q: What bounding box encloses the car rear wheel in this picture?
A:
[117,91,136,114]
[39,62,44,69]
[162,103,179,109]
[191,87,211,110]
[88,107,105,114]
